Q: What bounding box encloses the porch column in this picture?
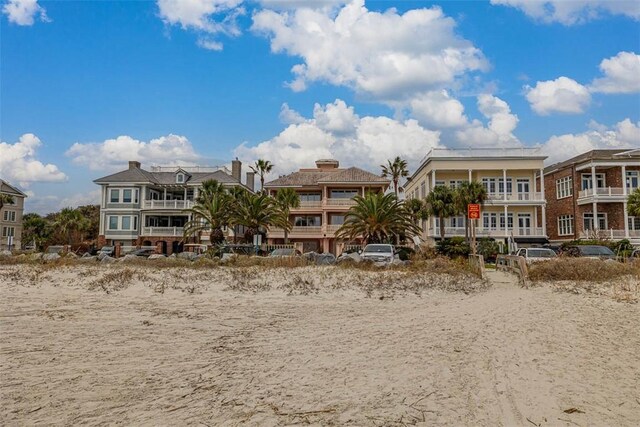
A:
[542,206,547,237]
[591,165,598,232]
[622,165,627,196]
[194,186,199,200]
[431,170,437,234]
[534,208,538,234]
[503,169,508,201]
[624,201,629,238]
[184,187,187,200]
[163,187,167,201]
[468,169,472,182]
[539,168,545,201]
[504,205,509,235]
[362,186,365,196]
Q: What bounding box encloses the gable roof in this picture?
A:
[0,179,27,197]
[265,166,389,187]
[94,166,242,186]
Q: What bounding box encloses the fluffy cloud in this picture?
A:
[0,134,67,186]
[491,0,640,25]
[65,134,202,171]
[455,94,520,147]
[234,99,441,177]
[590,51,640,94]
[252,0,487,99]
[525,77,591,115]
[2,0,48,25]
[541,119,640,164]
[409,91,469,128]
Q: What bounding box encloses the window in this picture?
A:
[420,181,426,199]
[110,189,120,203]
[482,178,497,194]
[556,176,573,199]
[629,216,640,231]
[583,213,607,230]
[449,180,465,189]
[133,216,138,231]
[299,193,321,202]
[330,190,358,199]
[108,216,118,230]
[449,216,464,227]
[294,215,321,226]
[499,213,514,229]
[482,213,498,229]
[2,210,16,222]
[581,173,605,190]
[626,171,639,190]
[498,178,513,194]
[2,226,15,237]
[435,180,445,187]
[122,216,131,230]
[330,215,345,225]
[123,189,132,203]
[558,215,574,236]
[176,173,185,183]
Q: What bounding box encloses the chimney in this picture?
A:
[129,161,141,170]
[231,158,241,182]
[246,171,255,192]
[315,159,339,170]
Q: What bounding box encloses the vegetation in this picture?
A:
[560,238,634,257]
[18,205,99,250]
[628,188,640,217]
[249,159,274,193]
[454,181,488,241]
[336,192,421,244]
[426,185,457,239]
[529,258,639,282]
[273,188,300,244]
[436,237,470,258]
[0,193,15,213]
[476,238,500,261]
[183,180,231,244]
[381,156,409,197]
[231,191,281,242]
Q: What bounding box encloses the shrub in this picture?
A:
[436,237,470,258]
[529,258,640,282]
[476,238,500,262]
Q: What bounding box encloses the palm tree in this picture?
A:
[0,193,15,215]
[231,192,279,242]
[54,207,84,245]
[381,156,409,197]
[426,185,457,240]
[197,179,226,204]
[183,190,230,244]
[249,159,274,193]
[454,181,488,242]
[405,197,429,230]
[336,192,421,244]
[628,188,640,217]
[274,188,300,244]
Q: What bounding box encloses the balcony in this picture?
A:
[577,187,627,204]
[142,200,194,210]
[431,227,545,238]
[579,229,640,239]
[325,198,357,208]
[142,227,184,237]
[486,192,544,204]
[269,226,323,238]
[298,200,323,208]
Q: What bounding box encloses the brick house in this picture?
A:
[543,149,640,244]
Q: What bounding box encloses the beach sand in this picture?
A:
[1,264,639,426]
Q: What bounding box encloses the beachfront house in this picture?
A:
[94,160,254,255]
[543,149,640,244]
[404,148,548,249]
[0,179,27,250]
[264,159,390,255]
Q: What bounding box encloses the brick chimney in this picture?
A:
[128,161,141,170]
[246,171,255,192]
[231,158,241,182]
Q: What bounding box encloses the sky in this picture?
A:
[1,0,639,214]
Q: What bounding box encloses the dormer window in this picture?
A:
[176,173,185,183]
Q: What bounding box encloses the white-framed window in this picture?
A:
[498,178,513,194]
[108,188,138,203]
[176,173,185,183]
[122,216,131,230]
[420,181,426,199]
[108,216,118,230]
[499,213,514,229]
[583,213,607,230]
[449,216,464,227]
[2,226,15,237]
[123,189,132,203]
[299,193,321,202]
[107,215,138,231]
[626,171,639,190]
[558,215,574,236]
[449,180,465,189]
[294,215,321,226]
[556,176,573,199]
[629,216,640,231]
[110,189,120,203]
[483,213,498,229]
[330,215,345,225]
[435,180,445,187]
[2,210,16,222]
[482,178,497,194]
[581,173,605,190]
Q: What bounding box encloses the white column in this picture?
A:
[539,168,545,201]
[503,169,508,201]
[431,170,437,189]
[504,205,508,235]
[534,208,538,234]
[194,187,199,200]
[622,165,627,196]
[468,169,472,182]
[542,206,547,237]
[184,187,187,200]
[163,187,167,201]
[591,165,598,231]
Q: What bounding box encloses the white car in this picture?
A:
[515,247,557,263]
[361,244,396,263]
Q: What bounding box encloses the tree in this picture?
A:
[336,192,421,244]
[454,181,488,241]
[628,188,640,217]
[0,193,15,214]
[183,188,230,245]
[54,207,85,245]
[249,159,274,193]
[231,192,279,242]
[197,179,226,204]
[22,213,51,250]
[405,198,429,228]
[426,185,457,240]
[75,205,100,241]
[381,156,409,197]
[273,188,300,244]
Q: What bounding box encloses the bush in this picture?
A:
[476,238,499,262]
[529,258,640,282]
[395,246,415,261]
[436,237,470,259]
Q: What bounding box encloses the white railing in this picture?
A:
[486,192,544,202]
[579,229,631,240]
[578,187,626,198]
[421,147,543,164]
[431,227,544,237]
[325,198,357,207]
[142,227,184,236]
[270,226,323,235]
[142,200,194,209]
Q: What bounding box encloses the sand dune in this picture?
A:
[1,264,638,426]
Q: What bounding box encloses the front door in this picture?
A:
[518,214,532,235]
[517,179,530,200]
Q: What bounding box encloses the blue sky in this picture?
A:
[1,0,639,213]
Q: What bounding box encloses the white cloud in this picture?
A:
[24,189,102,215]
[2,0,48,26]
[491,0,640,25]
[541,118,640,164]
[234,99,441,177]
[279,103,306,125]
[65,134,202,171]
[525,77,591,115]
[257,0,345,11]
[409,90,469,128]
[455,94,521,147]
[252,0,487,99]
[0,134,67,186]
[590,51,640,94]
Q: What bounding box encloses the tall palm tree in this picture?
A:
[249,159,274,193]
[196,179,226,204]
[405,197,429,230]
[454,181,488,242]
[231,192,279,242]
[381,156,409,197]
[0,193,15,215]
[54,207,84,245]
[426,185,457,240]
[274,188,300,244]
[336,192,421,244]
[628,188,640,217]
[183,190,230,244]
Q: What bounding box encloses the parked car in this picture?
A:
[130,248,156,258]
[361,244,396,263]
[269,248,301,257]
[563,245,617,260]
[515,247,557,263]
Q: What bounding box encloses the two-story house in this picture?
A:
[404,148,548,250]
[264,159,390,255]
[543,149,640,243]
[0,179,27,250]
[94,160,254,254]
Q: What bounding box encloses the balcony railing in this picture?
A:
[325,198,357,207]
[579,229,639,239]
[326,224,342,233]
[432,227,545,237]
[486,192,544,202]
[299,200,323,208]
[270,226,323,235]
[142,227,184,236]
[142,200,194,209]
[578,187,626,199]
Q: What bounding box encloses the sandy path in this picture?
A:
[1,265,639,426]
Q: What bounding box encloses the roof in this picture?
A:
[94,166,242,186]
[544,149,640,175]
[0,179,27,197]
[265,166,389,187]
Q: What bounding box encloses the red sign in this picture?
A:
[468,204,481,219]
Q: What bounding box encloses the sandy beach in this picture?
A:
[1,263,639,426]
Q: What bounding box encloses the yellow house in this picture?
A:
[405,148,548,247]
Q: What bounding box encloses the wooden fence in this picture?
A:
[468,254,486,280]
[496,255,530,287]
